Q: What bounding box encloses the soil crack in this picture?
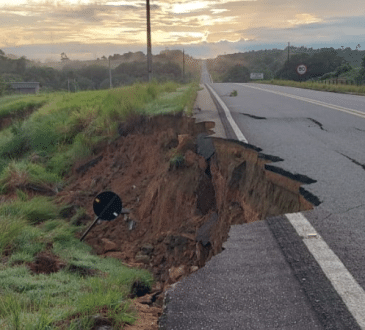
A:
[54,114,320,329]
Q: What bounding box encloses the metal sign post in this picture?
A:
[80,215,101,242]
[296,64,307,83]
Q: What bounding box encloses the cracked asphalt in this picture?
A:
[207,81,365,293]
[161,66,365,329]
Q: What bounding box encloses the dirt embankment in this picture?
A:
[55,113,317,329]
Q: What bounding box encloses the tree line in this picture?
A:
[207,46,365,84]
[0,50,198,96]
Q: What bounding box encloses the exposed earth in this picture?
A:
[22,112,317,329]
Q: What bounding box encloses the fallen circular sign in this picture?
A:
[296,64,307,75]
[80,191,124,241]
[93,191,122,221]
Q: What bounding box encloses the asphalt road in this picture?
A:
[161,64,365,329]
[204,78,365,286]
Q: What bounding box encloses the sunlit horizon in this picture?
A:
[0,0,364,61]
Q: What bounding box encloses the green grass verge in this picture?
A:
[0,94,49,119]
[142,81,199,116]
[0,160,63,194]
[0,214,154,329]
[0,80,200,329]
[255,79,365,95]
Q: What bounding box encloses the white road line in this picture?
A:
[286,212,365,329]
[205,84,248,143]
[236,83,365,119]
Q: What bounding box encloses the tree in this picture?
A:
[0,49,5,56]
[0,76,11,96]
[78,65,109,87]
[76,77,94,90]
[61,52,70,61]
[276,48,345,81]
[222,64,250,82]
[276,53,310,80]
[334,63,352,77]
[15,56,27,75]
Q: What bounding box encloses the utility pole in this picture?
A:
[74,78,76,92]
[288,42,290,63]
[109,56,113,89]
[182,49,185,82]
[68,78,70,93]
[146,0,152,82]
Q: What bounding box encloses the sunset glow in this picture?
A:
[0,0,363,60]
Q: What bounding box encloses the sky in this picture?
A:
[0,0,364,61]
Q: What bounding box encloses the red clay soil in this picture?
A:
[53,113,314,329]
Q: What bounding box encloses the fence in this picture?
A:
[314,78,363,86]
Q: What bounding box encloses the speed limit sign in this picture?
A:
[296,64,307,75]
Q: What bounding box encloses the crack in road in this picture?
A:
[339,203,365,214]
[240,112,267,120]
[307,118,326,131]
[354,127,365,133]
[338,152,365,171]
[240,114,327,132]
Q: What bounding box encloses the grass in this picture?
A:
[0,80,200,329]
[255,79,365,95]
[0,94,49,119]
[142,81,199,116]
[0,201,154,329]
[0,160,63,194]
[0,196,60,224]
[0,81,198,178]
[169,153,185,169]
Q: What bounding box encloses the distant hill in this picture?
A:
[207,46,365,82]
[3,54,19,60]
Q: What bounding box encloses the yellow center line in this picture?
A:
[235,83,365,119]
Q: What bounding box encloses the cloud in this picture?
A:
[240,15,365,43]
[287,13,323,26]
[0,0,364,58]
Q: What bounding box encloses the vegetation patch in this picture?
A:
[0,210,154,329]
[207,46,365,86]
[0,80,200,329]
[0,160,62,195]
[256,79,365,96]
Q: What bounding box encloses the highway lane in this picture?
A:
[205,78,365,297]
[201,58,365,295]
[210,82,365,210]
[160,64,365,329]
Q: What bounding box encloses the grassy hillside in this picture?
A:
[0,81,199,329]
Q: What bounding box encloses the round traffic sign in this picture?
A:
[296,64,307,75]
[93,191,122,221]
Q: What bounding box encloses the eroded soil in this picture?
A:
[50,113,316,329]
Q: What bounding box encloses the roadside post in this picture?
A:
[296,64,307,83]
[80,191,129,241]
